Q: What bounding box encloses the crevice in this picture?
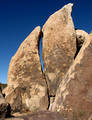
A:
[74,36,84,59]
[38,31,44,72]
[42,71,55,110]
[74,38,80,59]
[42,72,50,109]
[38,30,50,110]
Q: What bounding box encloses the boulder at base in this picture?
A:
[42,3,76,96]
[6,111,65,120]
[0,86,11,118]
[3,26,48,113]
[50,34,92,120]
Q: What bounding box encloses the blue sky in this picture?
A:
[0,0,92,84]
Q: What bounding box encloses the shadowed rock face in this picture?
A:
[6,111,65,120]
[3,26,48,113]
[42,3,76,96]
[75,29,88,58]
[76,29,88,48]
[50,34,92,120]
[0,86,11,118]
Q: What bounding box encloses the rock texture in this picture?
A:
[3,26,48,112]
[6,111,65,120]
[42,3,76,96]
[75,29,88,57]
[0,86,11,118]
[5,81,48,113]
[50,34,92,120]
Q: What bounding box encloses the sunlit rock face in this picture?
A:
[3,26,48,112]
[50,34,92,120]
[7,26,42,88]
[42,3,76,96]
[6,81,48,113]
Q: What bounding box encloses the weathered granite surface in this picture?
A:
[50,34,92,120]
[42,3,76,96]
[3,26,48,113]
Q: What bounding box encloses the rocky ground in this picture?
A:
[0,3,92,120]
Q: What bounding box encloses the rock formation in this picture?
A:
[1,3,91,120]
[3,26,48,113]
[76,29,88,47]
[75,29,88,57]
[42,3,76,97]
[50,34,92,120]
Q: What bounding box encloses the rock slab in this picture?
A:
[4,26,48,112]
[50,34,92,120]
[42,3,76,96]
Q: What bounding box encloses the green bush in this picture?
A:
[0,83,7,90]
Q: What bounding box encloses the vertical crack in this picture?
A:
[38,31,50,109]
[38,32,44,72]
[42,72,50,109]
